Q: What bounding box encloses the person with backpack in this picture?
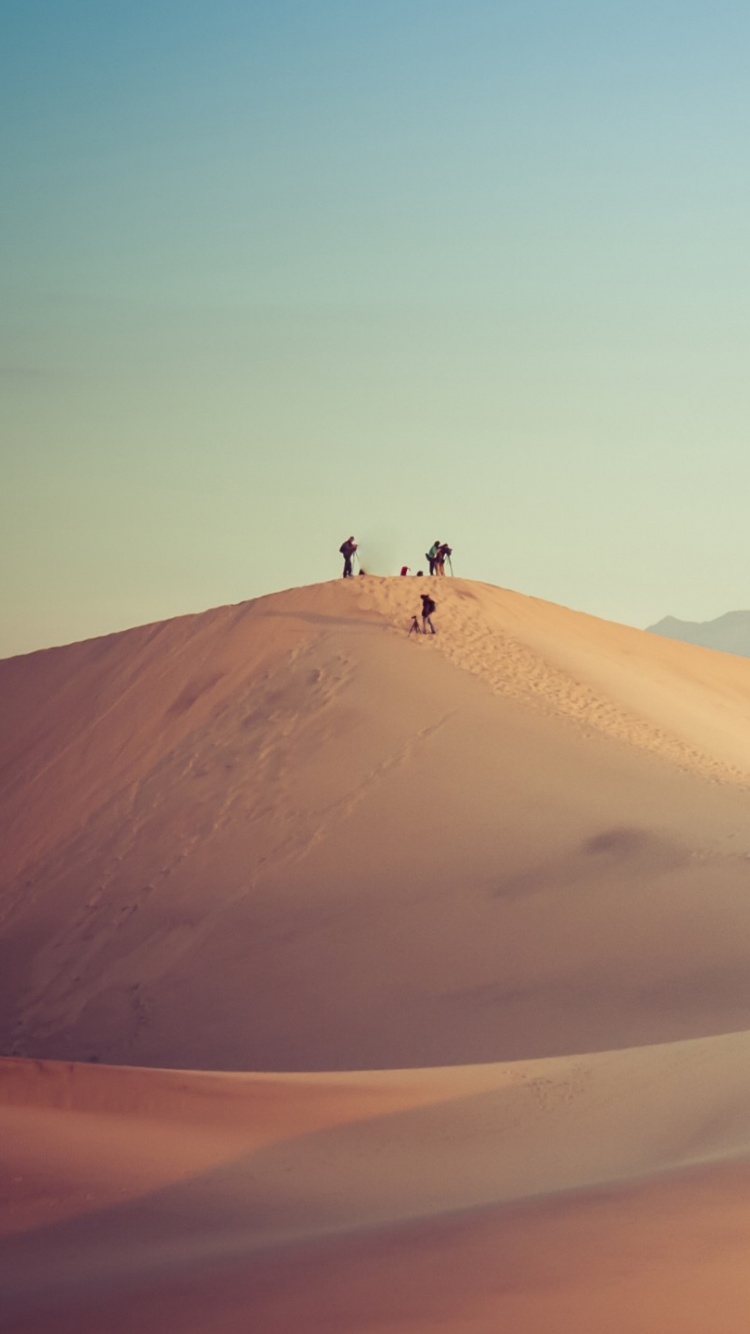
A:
[420,591,437,634]
[427,540,441,575]
[339,536,357,578]
[435,542,452,576]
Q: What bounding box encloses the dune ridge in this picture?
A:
[4,577,750,1330]
[4,1028,750,1330]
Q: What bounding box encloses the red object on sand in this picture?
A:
[400,566,409,576]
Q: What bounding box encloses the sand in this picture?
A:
[2,576,750,1330]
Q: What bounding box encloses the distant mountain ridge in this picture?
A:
[647,610,750,658]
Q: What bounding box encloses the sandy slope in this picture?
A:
[3,575,750,1331]
[4,1035,750,1332]
[3,577,750,1070]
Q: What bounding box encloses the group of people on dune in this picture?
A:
[400,540,453,578]
[338,535,448,635]
[338,536,453,580]
[425,539,452,576]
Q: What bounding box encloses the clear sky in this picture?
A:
[2,0,750,655]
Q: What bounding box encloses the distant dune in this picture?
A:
[648,608,750,658]
[4,577,750,1331]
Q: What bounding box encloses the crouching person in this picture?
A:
[420,592,437,635]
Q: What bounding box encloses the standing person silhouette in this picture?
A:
[436,542,452,575]
[339,536,357,578]
[427,540,441,575]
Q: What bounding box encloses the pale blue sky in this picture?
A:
[2,1,749,655]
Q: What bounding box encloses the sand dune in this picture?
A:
[4,1032,750,1331]
[4,578,750,1070]
[3,576,750,1330]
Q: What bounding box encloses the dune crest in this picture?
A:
[361,577,750,779]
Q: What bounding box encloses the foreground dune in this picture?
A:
[3,576,750,1330]
[4,1033,750,1331]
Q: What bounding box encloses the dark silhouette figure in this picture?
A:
[420,592,436,634]
[339,536,357,578]
[434,542,452,576]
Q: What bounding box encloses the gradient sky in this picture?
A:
[2,1,750,655]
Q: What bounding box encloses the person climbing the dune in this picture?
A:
[427,540,441,575]
[340,536,357,579]
[420,591,437,635]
